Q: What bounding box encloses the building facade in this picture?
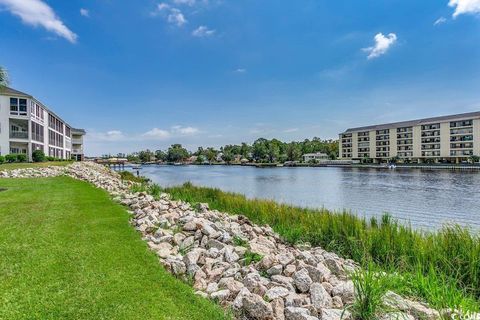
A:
[339,111,480,163]
[303,152,329,162]
[0,86,85,161]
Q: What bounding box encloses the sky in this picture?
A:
[0,0,480,156]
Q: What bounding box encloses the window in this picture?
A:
[10,98,18,114]
[31,122,44,142]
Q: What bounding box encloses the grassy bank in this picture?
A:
[0,177,229,320]
[164,182,480,312]
[0,161,72,171]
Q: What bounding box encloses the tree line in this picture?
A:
[124,137,338,164]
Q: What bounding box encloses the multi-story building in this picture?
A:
[0,86,85,161]
[339,111,480,163]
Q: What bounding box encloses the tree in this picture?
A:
[222,151,234,164]
[167,144,189,162]
[469,155,479,163]
[286,143,302,161]
[32,149,46,162]
[155,149,167,162]
[0,66,8,87]
[138,149,154,163]
[205,148,218,163]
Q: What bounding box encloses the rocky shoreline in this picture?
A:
[0,163,456,320]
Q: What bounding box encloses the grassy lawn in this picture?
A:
[0,177,229,320]
[0,161,73,171]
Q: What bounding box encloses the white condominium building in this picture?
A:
[339,111,480,163]
[0,86,85,161]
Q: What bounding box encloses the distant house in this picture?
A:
[303,152,329,162]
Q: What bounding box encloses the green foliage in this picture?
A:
[5,154,16,163]
[46,156,55,161]
[165,183,480,312]
[243,250,263,266]
[138,149,154,163]
[32,149,46,163]
[167,144,190,162]
[469,155,479,163]
[119,171,148,183]
[351,263,390,320]
[130,183,148,193]
[0,66,9,86]
[0,155,4,164]
[148,183,162,199]
[221,151,234,164]
[232,236,248,247]
[0,177,230,320]
[16,154,27,163]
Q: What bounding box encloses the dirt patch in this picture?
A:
[0,188,7,192]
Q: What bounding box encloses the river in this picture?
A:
[138,165,480,230]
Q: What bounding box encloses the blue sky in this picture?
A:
[1,0,479,156]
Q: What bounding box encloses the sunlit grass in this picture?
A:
[0,161,72,171]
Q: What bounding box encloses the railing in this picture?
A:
[10,131,28,139]
[72,148,83,154]
[72,139,83,144]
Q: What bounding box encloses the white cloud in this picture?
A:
[434,17,447,25]
[86,130,126,142]
[449,0,480,17]
[167,8,187,26]
[80,8,89,17]
[172,125,199,135]
[234,68,246,73]
[173,0,196,5]
[284,128,299,133]
[192,25,215,37]
[363,33,397,59]
[155,3,170,12]
[142,128,171,140]
[0,0,77,43]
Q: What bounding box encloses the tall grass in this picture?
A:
[165,182,480,312]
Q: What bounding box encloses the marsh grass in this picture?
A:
[165,182,480,312]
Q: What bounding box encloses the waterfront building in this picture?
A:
[303,152,329,162]
[0,86,85,161]
[339,111,480,163]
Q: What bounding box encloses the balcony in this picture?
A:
[10,131,28,139]
[72,139,83,144]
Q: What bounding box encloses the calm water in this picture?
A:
[139,165,480,230]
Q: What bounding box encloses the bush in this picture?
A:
[5,154,17,163]
[0,155,4,164]
[32,150,46,162]
[16,154,27,163]
[46,156,55,161]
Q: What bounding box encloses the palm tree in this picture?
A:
[0,66,9,87]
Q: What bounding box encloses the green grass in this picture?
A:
[0,177,230,320]
[164,182,480,313]
[0,161,72,171]
[118,170,149,183]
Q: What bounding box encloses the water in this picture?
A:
[139,165,480,230]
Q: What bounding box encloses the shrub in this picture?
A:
[46,156,55,161]
[16,154,27,163]
[5,154,17,163]
[32,150,46,162]
[0,155,4,164]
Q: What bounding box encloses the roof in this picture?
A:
[0,86,83,130]
[341,111,480,134]
[72,128,86,135]
[0,86,32,98]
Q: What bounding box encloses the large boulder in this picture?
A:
[293,268,313,293]
[242,293,275,320]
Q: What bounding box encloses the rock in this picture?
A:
[218,277,244,295]
[405,300,440,320]
[277,252,295,266]
[250,236,276,256]
[210,289,231,302]
[383,291,410,311]
[271,298,285,320]
[206,239,225,250]
[183,220,198,231]
[181,235,195,249]
[258,255,277,270]
[380,312,415,320]
[267,264,283,276]
[152,242,173,258]
[321,308,351,320]
[224,246,240,263]
[170,260,186,275]
[331,281,355,304]
[331,296,343,308]
[310,282,333,310]
[284,307,317,320]
[265,286,290,301]
[293,268,313,293]
[284,264,296,276]
[232,287,250,310]
[305,265,326,283]
[196,202,209,213]
[324,258,346,278]
[242,293,275,320]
